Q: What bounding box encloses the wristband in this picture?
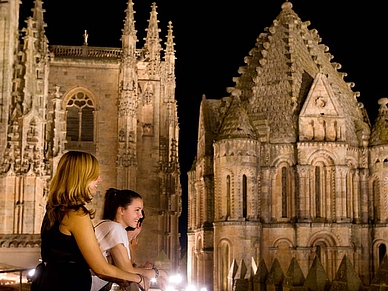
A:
[137,274,143,284]
[152,265,159,279]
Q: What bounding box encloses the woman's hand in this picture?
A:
[142,261,154,269]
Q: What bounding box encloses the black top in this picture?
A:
[36,212,92,291]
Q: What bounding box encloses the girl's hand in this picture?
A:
[138,274,150,291]
[142,261,154,269]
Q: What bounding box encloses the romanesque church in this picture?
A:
[187,2,388,290]
[0,0,182,272]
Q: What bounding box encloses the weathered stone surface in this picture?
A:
[304,257,331,291]
[187,1,388,290]
[330,256,365,291]
[0,0,181,273]
[284,257,305,287]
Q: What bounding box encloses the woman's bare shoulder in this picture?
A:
[64,208,90,227]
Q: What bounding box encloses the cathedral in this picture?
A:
[187,2,388,291]
[0,0,181,272]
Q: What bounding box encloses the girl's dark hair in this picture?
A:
[103,188,142,220]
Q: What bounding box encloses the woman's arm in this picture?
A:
[63,211,146,288]
[110,244,155,279]
[110,244,169,289]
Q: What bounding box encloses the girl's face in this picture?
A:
[88,175,102,197]
[118,197,143,229]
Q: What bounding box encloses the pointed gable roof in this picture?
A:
[300,72,341,118]
[224,1,369,145]
[217,90,256,140]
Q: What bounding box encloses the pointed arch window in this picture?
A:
[66,92,95,142]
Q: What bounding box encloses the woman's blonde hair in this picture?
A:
[45,151,99,229]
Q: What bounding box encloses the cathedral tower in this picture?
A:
[188,2,386,290]
[0,0,182,272]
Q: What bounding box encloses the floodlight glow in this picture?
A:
[28,269,35,277]
[169,273,183,284]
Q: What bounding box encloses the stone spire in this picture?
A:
[121,0,138,56]
[163,21,175,82]
[0,0,49,236]
[2,0,50,175]
[143,2,162,67]
[20,0,49,115]
[117,0,140,189]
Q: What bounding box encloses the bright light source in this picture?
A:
[150,277,157,283]
[169,273,183,284]
[165,286,176,291]
[199,288,207,291]
[185,285,196,291]
[28,269,35,277]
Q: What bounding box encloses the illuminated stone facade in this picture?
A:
[0,0,181,271]
[188,2,388,290]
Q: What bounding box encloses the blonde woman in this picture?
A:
[31,151,148,291]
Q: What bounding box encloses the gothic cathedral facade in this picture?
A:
[188,2,388,290]
[0,0,181,271]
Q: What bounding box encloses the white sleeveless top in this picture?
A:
[90,220,131,291]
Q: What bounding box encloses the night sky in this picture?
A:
[20,0,388,253]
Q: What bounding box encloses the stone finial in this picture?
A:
[282,1,293,10]
[83,30,88,46]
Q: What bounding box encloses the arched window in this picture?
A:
[379,244,386,264]
[316,245,322,261]
[66,91,95,143]
[282,167,288,218]
[218,241,230,291]
[315,166,321,217]
[242,175,247,218]
[373,180,379,222]
[226,175,231,218]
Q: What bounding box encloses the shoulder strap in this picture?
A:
[93,219,109,230]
